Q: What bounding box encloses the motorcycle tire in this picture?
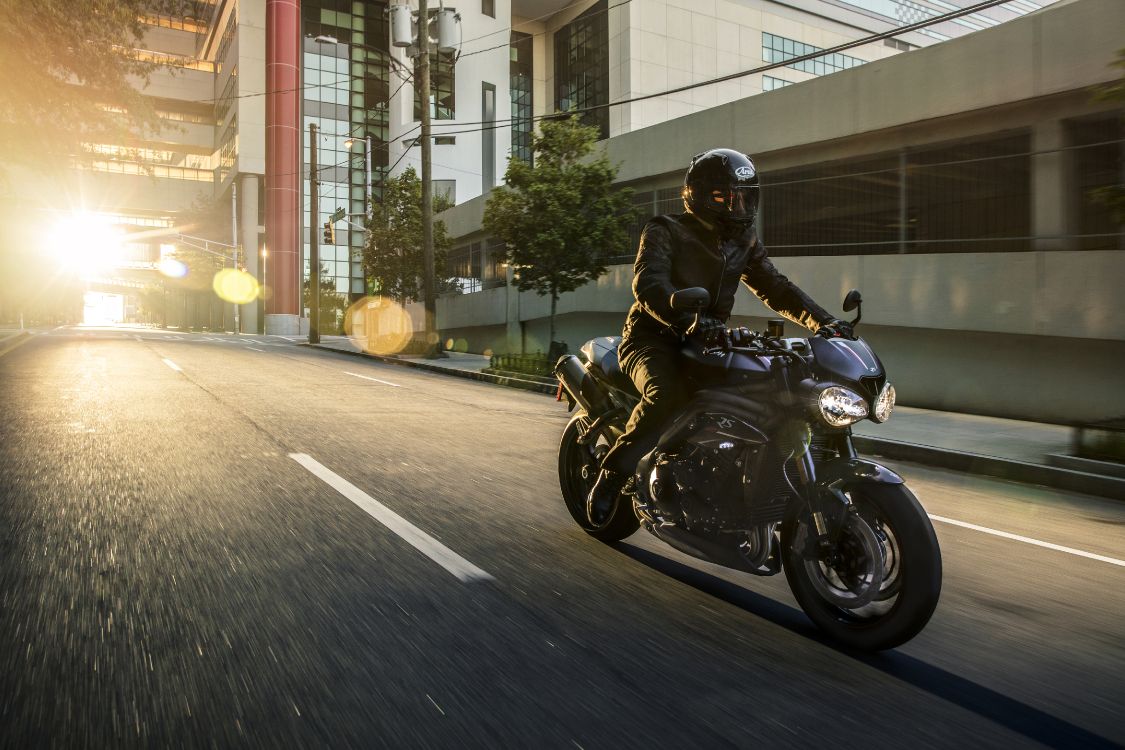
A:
[782,483,941,651]
[558,413,639,542]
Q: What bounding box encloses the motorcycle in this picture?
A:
[554,288,941,651]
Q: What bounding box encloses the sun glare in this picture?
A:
[81,291,125,326]
[47,213,126,276]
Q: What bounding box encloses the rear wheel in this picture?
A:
[558,413,639,542]
[782,483,941,651]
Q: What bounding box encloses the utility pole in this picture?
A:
[419,0,437,357]
[232,179,240,334]
[309,123,320,344]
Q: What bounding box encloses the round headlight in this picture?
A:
[872,383,896,423]
[818,386,869,428]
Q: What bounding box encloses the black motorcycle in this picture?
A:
[554,288,941,651]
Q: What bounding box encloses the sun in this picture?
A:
[46,212,126,276]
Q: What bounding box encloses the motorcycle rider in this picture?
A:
[587,148,855,525]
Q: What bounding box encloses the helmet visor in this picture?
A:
[710,186,759,221]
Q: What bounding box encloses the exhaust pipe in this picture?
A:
[554,355,610,414]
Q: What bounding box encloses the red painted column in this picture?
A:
[265,0,301,330]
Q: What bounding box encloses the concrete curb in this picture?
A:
[307,343,1123,500]
[305,344,557,395]
[853,436,1125,500]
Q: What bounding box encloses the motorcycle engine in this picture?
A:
[649,444,754,532]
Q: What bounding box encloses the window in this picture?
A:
[482,0,495,18]
[434,136,456,145]
[1069,116,1124,250]
[763,75,792,91]
[554,0,609,139]
[759,133,1032,257]
[510,31,534,165]
[433,180,456,206]
[414,51,456,120]
[762,33,866,77]
[905,133,1030,253]
[446,242,482,293]
[884,38,914,52]
[482,83,496,192]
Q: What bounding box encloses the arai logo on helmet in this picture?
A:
[734,166,754,179]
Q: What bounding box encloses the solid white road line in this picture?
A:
[247,347,266,352]
[343,371,402,388]
[162,358,182,373]
[289,453,494,583]
[929,514,1125,568]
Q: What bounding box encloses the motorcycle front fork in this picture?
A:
[793,429,856,555]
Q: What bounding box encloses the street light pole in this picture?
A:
[309,123,321,344]
[418,0,437,357]
[231,179,240,334]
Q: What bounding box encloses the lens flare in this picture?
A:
[157,258,189,278]
[212,268,260,304]
[344,296,415,355]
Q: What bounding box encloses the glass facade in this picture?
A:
[510,31,534,166]
[763,75,792,91]
[762,33,867,77]
[302,0,391,332]
[554,0,609,139]
[414,51,456,121]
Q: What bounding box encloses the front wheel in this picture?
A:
[558,413,639,542]
[782,483,941,651]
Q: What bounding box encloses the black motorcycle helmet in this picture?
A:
[682,148,760,230]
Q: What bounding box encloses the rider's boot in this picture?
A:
[586,468,628,526]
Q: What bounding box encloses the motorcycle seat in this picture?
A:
[580,336,635,393]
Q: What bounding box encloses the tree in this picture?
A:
[0,0,190,169]
[483,115,635,347]
[362,166,454,304]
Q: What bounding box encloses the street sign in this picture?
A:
[330,207,346,223]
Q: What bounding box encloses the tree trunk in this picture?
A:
[550,289,557,347]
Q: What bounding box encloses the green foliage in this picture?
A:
[362,167,454,302]
[303,273,347,335]
[483,115,634,343]
[0,0,192,168]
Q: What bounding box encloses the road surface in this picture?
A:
[1,327,1122,748]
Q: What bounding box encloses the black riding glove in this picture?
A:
[816,319,856,340]
[687,316,730,347]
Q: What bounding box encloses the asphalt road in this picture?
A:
[2,327,1123,749]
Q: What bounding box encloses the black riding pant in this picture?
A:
[601,332,687,475]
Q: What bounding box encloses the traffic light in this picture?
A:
[322,221,335,244]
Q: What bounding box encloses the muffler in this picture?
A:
[554,355,610,414]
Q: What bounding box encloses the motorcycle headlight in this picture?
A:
[818,386,869,428]
[872,382,896,423]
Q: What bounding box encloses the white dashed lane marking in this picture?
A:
[162,358,182,373]
[929,514,1125,568]
[289,453,494,583]
[343,371,402,388]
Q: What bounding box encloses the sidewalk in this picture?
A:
[309,336,1123,500]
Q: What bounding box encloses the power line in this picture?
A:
[385,0,1022,141]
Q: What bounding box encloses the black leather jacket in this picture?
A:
[623,212,833,341]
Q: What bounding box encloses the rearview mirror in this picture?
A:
[670,287,711,311]
[842,289,862,313]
